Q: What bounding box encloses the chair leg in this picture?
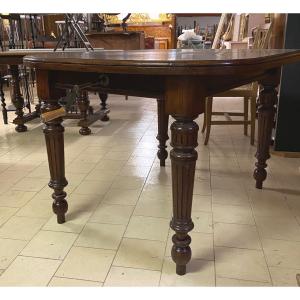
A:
[250,96,256,145]
[201,101,207,133]
[244,97,249,136]
[0,79,8,124]
[204,97,213,145]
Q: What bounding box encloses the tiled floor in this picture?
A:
[0,92,300,286]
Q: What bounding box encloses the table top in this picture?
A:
[23,49,300,76]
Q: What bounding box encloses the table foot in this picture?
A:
[79,127,92,135]
[52,191,68,224]
[156,98,169,167]
[15,124,27,132]
[253,82,277,189]
[170,115,198,274]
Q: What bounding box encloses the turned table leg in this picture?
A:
[170,115,198,275]
[42,101,68,224]
[0,78,8,124]
[156,98,169,166]
[253,82,277,189]
[10,65,27,132]
[77,90,92,135]
[98,92,109,121]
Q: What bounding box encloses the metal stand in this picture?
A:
[54,14,94,51]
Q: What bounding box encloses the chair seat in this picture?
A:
[215,84,256,98]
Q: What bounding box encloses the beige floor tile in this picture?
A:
[141,184,172,201]
[127,156,155,167]
[104,151,133,161]
[61,195,99,214]
[0,256,61,286]
[55,246,115,282]
[124,216,169,242]
[15,199,53,219]
[0,207,18,226]
[213,203,255,225]
[215,246,271,282]
[89,203,134,225]
[48,276,102,286]
[104,266,160,286]
[214,222,261,250]
[0,239,27,269]
[43,211,92,234]
[211,176,246,191]
[193,180,212,196]
[73,179,112,196]
[192,211,213,233]
[212,188,250,206]
[269,266,300,286]
[85,168,120,182]
[166,232,214,261]
[160,258,215,286]
[133,196,171,219]
[66,162,95,174]
[12,177,47,192]
[103,188,141,205]
[262,238,300,269]
[0,170,29,184]
[113,238,165,271]
[0,190,35,208]
[75,223,126,250]
[111,176,145,190]
[21,230,78,260]
[95,159,127,171]
[216,277,270,287]
[192,195,212,212]
[255,215,300,242]
[119,165,151,178]
[249,190,292,217]
[0,216,46,240]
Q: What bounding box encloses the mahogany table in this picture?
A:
[24,49,300,275]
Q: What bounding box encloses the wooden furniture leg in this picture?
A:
[10,65,27,132]
[42,101,68,224]
[156,98,169,166]
[204,97,213,145]
[98,92,109,121]
[170,115,199,275]
[250,95,256,145]
[253,81,278,189]
[0,78,8,124]
[77,90,92,135]
[244,97,249,136]
[201,100,206,133]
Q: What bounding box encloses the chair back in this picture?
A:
[252,22,272,49]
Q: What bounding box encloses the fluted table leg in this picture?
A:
[42,101,68,224]
[156,98,169,166]
[254,82,278,189]
[10,65,27,132]
[170,115,198,275]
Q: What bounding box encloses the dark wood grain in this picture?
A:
[23,48,300,276]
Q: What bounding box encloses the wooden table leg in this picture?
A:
[170,115,198,275]
[77,90,92,135]
[10,65,27,132]
[0,78,8,124]
[99,92,109,121]
[156,98,169,166]
[253,81,278,189]
[42,101,68,224]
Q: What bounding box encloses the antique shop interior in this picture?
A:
[0,13,300,288]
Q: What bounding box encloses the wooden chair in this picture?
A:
[202,22,273,145]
